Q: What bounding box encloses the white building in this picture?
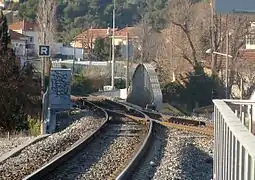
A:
[9,20,38,56]
[9,29,28,57]
[8,20,84,59]
[245,22,255,49]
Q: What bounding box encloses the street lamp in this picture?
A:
[111,0,116,90]
[72,41,76,74]
[206,30,233,99]
[205,48,233,58]
[206,48,232,99]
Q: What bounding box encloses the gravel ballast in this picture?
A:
[45,117,147,180]
[0,137,35,157]
[0,110,106,180]
[132,124,214,180]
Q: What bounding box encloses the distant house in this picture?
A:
[72,26,139,53]
[246,22,255,50]
[72,27,115,52]
[9,20,38,56]
[9,29,29,57]
[3,10,19,24]
[114,26,139,45]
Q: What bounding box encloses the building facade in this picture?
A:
[9,29,29,57]
[9,20,38,57]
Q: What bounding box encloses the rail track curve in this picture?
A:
[24,98,154,180]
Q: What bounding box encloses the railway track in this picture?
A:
[23,99,152,180]
[44,116,148,180]
[9,95,212,180]
[85,96,213,136]
[0,106,107,180]
[0,96,213,180]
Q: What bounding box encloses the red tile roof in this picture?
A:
[74,27,138,41]
[9,29,28,41]
[239,49,255,61]
[74,28,118,40]
[9,20,36,31]
[115,27,138,37]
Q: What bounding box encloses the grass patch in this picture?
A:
[28,116,41,136]
[161,103,189,116]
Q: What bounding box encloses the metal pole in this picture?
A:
[72,42,75,74]
[40,29,46,135]
[210,0,216,76]
[226,31,229,99]
[240,77,243,99]
[41,31,46,93]
[111,0,115,90]
[125,32,129,95]
[41,0,47,134]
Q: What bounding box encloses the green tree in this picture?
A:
[19,0,38,20]
[93,37,110,60]
[178,65,223,111]
[18,0,168,43]
[0,11,40,132]
[163,64,225,112]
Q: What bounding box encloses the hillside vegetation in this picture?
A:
[19,0,168,43]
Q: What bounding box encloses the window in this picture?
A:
[29,37,33,42]
[247,33,255,45]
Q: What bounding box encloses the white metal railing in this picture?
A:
[213,99,255,180]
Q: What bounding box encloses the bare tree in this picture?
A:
[36,0,57,47]
[134,16,160,63]
[78,29,95,53]
[155,0,211,84]
[156,26,180,83]
[36,0,57,77]
[210,14,254,96]
[155,0,255,97]
[165,0,211,68]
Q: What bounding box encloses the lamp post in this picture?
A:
[72,41,76,74]
[225,31,229,98]
[40,22,47,135]
[125,32,129,95]
[206,30,233,99]
[206,49,232,99]
[210,0,216,76]
[111,0,116,90]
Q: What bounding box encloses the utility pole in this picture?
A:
[111,0,115,90]
[225,30,229,99]
[40,28,46,135]
[125,32,129,95]
[240,77,243,99]
[41,30,46,94]
[41,0,47,134]
[210,0,216,76]
[72,42,76,74]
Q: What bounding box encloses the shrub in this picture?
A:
[115,78,126,89]
[27,116,41,136]
[162,81,184,103]
[163,65,225,112]
[71,67,107,95]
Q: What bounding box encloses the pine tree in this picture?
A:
[0,10,40,132]
[0,10,14,57]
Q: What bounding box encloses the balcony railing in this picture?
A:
[213,99,255,180]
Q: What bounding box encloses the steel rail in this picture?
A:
[23,101,109,180]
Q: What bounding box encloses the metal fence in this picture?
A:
[213,99,255,180]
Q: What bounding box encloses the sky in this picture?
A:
[215,0,255,13]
